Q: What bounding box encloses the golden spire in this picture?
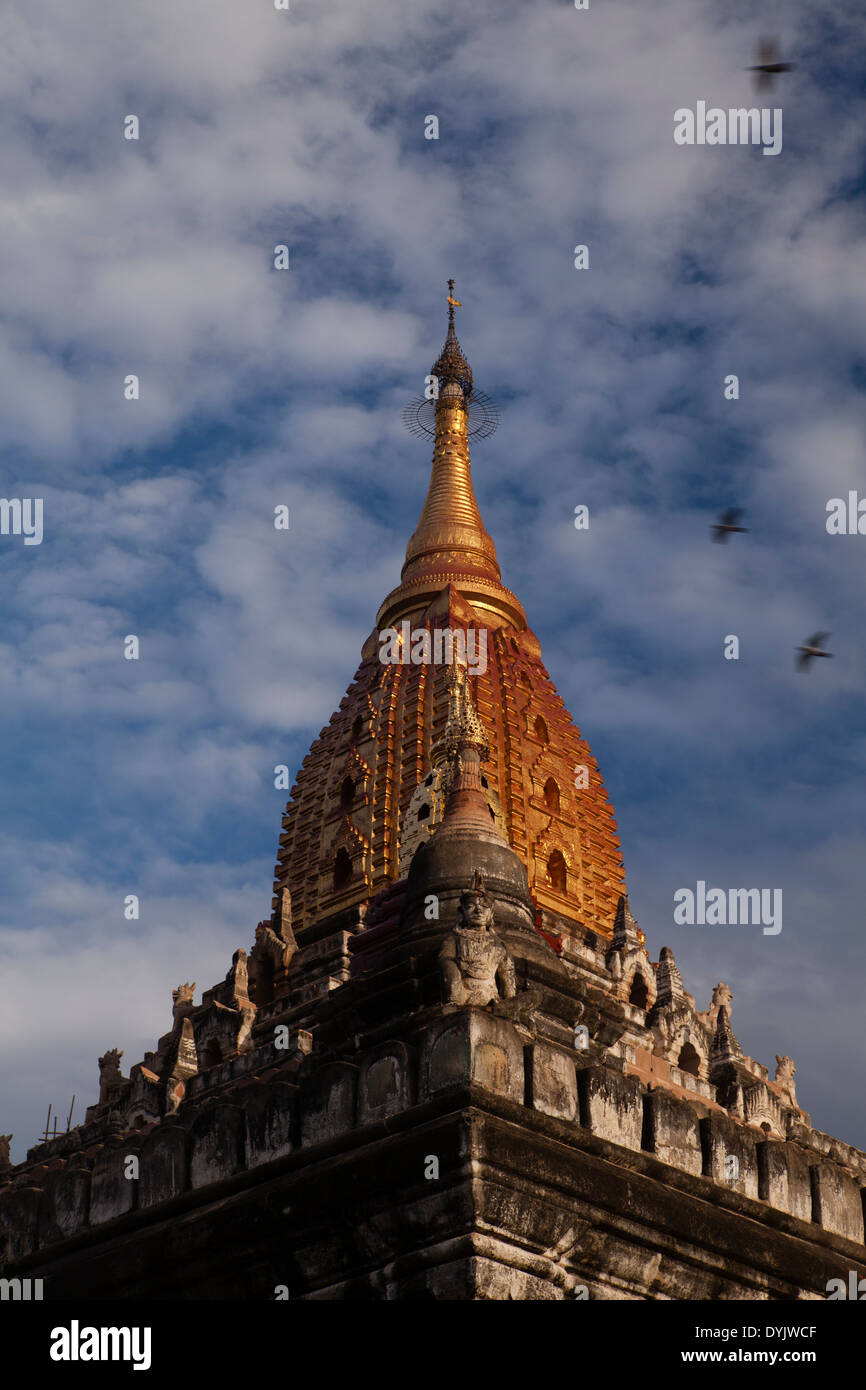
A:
[377,282,526,632]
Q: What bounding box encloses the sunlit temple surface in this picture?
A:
[1,291,864,1300]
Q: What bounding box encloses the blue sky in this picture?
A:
[1,0,865,1160]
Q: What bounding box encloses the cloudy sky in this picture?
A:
[1,0,864,1161]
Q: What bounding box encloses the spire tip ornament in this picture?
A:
[402,281,499,441]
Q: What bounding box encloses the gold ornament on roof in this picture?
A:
[432,661,490,765]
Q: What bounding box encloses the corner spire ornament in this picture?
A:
[432,661,490,766]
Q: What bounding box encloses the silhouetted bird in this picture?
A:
[711,508,749,542]
[748,38,795,92]
[796,633,833,671]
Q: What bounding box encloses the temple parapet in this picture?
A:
[2,883,864,1296]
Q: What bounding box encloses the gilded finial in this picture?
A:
[431,280,473,398]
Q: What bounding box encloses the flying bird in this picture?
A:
[747,38,796,92]
[796,632,833,671]
[711,508,749,542]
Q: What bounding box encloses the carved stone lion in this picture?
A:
[98,1048,123,1078]
[697,981,733,1033]
[172,981,196,1024]
[98,1048,125,1105]
[775,1054,797,1106]
[712,982,733,1012]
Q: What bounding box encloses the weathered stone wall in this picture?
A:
[2,1008,864,1295]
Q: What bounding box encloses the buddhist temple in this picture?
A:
[1,290,864,1301]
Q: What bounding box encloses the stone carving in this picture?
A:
[744,1084,785,1137]
[212,949,257,1052]
[253,923,296,975]
[606,895,656,1011]
[172,981,196,1025]
[98,1048,125,1106]
[249,917,297,1007]
[250,887,298,990]
[698,981,732,1033]
[655,946,685,1007]
[440,871,516,1008]
[99,1047,123,1074]
[165,1019,199,1114]
[279,883,295,938]
[775,1054,797,1107]
[0,1134,12,1171]
[226,948,249,1004]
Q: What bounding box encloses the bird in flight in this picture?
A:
[796,633,833,671]
[747,37,796,92]
[711,507,749,542]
